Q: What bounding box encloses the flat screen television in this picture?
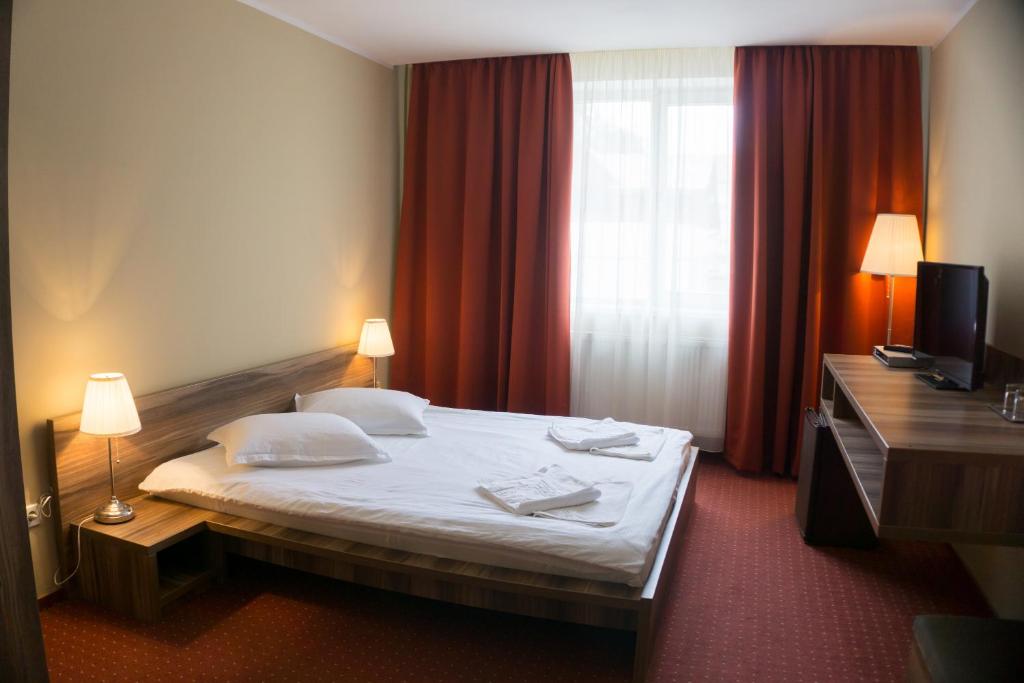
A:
[912,262,988,391]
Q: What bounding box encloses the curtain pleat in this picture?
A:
[726,46,924,474]
[390,54,573,415]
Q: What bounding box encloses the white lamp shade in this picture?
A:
[358,319,395,358]
[860,213,924,277]
[80,373,141,437]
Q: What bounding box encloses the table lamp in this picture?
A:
[860,213,924,346]
[358,318,395,388]
[80,372,141,524]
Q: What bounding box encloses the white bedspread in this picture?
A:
[139,406,693,586]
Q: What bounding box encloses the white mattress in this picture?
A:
[139,406,693,586]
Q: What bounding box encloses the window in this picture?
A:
[569,49,734,449]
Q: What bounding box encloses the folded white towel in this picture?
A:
[477,464,601,515]
[548,418,639,451]
[534,481,633,527]
[589,430,667,462]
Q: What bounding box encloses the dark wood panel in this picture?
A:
[985,344,1024,387]
[881,459,1024,540]
[0,0,49,676]
[208,509,644,607]
[50,344,373,567]
[76,533,161,621]
[222,537,639,630]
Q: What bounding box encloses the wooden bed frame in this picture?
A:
[48,344,698,682]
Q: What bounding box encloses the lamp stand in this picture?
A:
[885,275,897,347]
[94,437,134,524]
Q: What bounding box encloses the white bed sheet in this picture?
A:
[139,406,693,586]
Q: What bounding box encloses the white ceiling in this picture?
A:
[238,0,976,67]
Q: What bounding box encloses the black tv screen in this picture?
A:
[912,262,988,390]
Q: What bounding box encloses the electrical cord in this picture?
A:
[38,493,53,519]
[53,514,94,586]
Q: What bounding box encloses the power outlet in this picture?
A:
[26,503,41,528]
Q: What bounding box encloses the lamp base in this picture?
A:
[94,497,135,524]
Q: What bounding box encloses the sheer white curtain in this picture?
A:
[569,49,734,450]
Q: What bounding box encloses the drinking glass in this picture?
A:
[1004,383,1024,415]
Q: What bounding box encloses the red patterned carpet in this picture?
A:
[41,456,989,682]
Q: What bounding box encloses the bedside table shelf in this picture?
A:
[156,530,223,607]
[73,496,223,621]
[158,566,219,608]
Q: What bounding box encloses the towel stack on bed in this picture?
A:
[477,464,632,527]
[548,418,666,461]
[478,464,600,514]
[548,418,640,450]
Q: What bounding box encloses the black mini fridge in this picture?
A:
[795,408,877,548]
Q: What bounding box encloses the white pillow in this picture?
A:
[208,412,388,467]
[295,388,429,436]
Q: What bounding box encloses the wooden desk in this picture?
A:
[820,354,1024,546]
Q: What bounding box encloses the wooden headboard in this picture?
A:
[47,344,372,561]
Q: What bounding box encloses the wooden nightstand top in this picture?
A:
[75,495,217,554]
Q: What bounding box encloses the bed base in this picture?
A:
[213,450,697,682]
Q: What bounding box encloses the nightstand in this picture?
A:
[72,496,224,621]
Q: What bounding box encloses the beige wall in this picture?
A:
[10,0,397,595]
[926,0,1024,619]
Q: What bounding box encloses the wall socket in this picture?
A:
[26,503,41,528]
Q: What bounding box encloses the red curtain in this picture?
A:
[726,46,923,474]
[390,54,573,415]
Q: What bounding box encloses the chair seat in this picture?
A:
[912,616,1024,682]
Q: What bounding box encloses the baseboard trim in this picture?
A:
[38,587,66,609]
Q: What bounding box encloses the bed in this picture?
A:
[48,345,699,682]
[139,405,693,586]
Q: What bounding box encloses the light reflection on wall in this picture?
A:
[14,166,141,323]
